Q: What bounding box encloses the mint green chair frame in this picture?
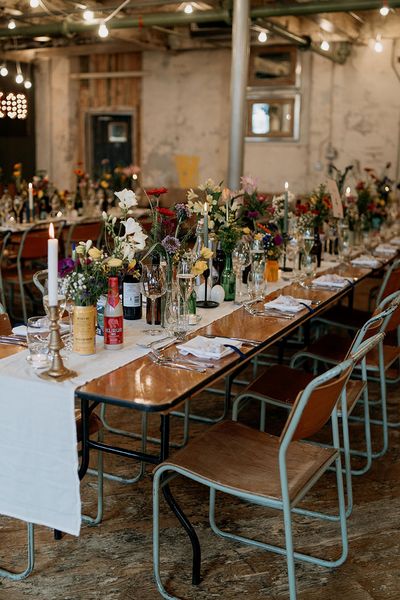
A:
[153,359,354,600]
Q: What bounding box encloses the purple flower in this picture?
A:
[161,235,181,255]
[174,203,191,220]
[273,234,283,246]
[246,210,259,219]
[58,257,75,277]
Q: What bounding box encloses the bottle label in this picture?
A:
[104,315,123,346]
[123,282,141,307]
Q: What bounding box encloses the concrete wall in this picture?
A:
[35,41,400,194]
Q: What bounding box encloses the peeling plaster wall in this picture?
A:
[35,56,79,190]
[141,50,231,187]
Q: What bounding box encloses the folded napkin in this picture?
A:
[351,255,382,268]
[374,243,397,255]
[391,237,400,247]
[177,336,242,360]
[13,320,69,336]
[264,295,313,313]
[312,274,351,289]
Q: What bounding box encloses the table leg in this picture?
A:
[79,397,90,480]
[159,414,201,586]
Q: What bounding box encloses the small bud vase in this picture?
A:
[265,259,279,283]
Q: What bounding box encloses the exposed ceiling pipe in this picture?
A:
[1,1,400,39]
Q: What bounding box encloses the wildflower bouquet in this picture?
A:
[258,223,283,260]
[58,241,107,306]
[187,178,243,233]
[102,188,147,266]
[306,183,332,228]
[238,175,268,230]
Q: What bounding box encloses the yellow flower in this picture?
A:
[254,232,263,241]
[38,190,43,199]
[200,247,213,260]
[192,260,207,276]
[76,245,85,255]
[105,174,112,180]
[100,180,109,189]
[128,259,137,271]
[88,247,102,260]
[107,257,123,268]
[242,227,251,235]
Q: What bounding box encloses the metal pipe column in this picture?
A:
[227,0,250,190]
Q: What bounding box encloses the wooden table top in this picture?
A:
[77,262,374,413]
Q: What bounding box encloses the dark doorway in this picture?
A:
[90,113,133,179]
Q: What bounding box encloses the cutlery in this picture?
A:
[243,305,295,320]
[148,352,206,373]
[150,348,215,369]
[137,335,175,349]
[203,334,260,347]
[0,338,28,348]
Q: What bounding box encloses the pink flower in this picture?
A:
[240,175,258,195]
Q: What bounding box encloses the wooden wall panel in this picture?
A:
[77,51,142,171]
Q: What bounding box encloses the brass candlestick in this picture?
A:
[39,305,77,382]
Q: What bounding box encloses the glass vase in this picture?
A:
[220,253,235,301]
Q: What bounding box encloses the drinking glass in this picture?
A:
[177,258,195,321]
[140,264,167,335]
[163,295,190,341]
[247,267,265,301]
[299,254,317,288]
[232,241,251,304]
[13,195,24,223]
[302,227,314,257]
[26,316,51,368]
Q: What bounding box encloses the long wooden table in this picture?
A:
[75,259,389,583]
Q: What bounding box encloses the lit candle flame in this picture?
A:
[28,182,32,190]
[49,223,55,239]
[284,181,289,191]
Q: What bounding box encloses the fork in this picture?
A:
[137,335,175,349]
[243,304,295,320]
[151,348,215,369]
[148,351,206,373]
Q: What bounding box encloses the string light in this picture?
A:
[8,20,16,30]
[258,31,268,43]
[29,0,40,7]
[184,3,193,13]
[24,80,32,89]
[98,21,109,38]
[374,34,384,53]
[83,9,95,22]
[0,65,8,77]
[380,1,390,16]
[16,73,24,84]
[320,40,330,51]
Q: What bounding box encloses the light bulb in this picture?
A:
[132,174,138,180]
[184,3,193,14]
[30,0,40,7]
[83,9,94,22]
[346,186,351,195]
[258,31,268,43]
[374,35,384,53]
[98,22,109,38]
[320,40,330,51]
[24,80,32,89]
[380,3,390,16]
[0,66,8,77]
[8,20,16,29]
[16,74,24,84]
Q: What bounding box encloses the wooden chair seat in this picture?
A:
[75,410,102,443]
[304,334,351,362]
[162,420,337,505]
[244,364,365,416]
[317,305,368,329]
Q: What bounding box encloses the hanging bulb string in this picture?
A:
[104,0,131,24]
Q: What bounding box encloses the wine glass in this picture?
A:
[302,227,314,258]
[140,264,167,335]
[13,195,24,223]
[232,241,251,304]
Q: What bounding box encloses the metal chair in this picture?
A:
[1,221,65,323]
[153,358,354,600]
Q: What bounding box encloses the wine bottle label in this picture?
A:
[123,282,141,307]
[104,316,123,346]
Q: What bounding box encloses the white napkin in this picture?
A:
[351,255,382,268]
[312,274,351,289]
[374,243,397,255]
[13,321,70,336]
[177,335,242,359]
[391,237,400,247]
[264,295,312,313]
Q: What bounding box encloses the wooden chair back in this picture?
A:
[19,221,66,260]
[377,258,400,305]
[280,364,352,443]
[0,313,12,335]
[374,290,400,334]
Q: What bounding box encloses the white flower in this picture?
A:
[121,217,148,250]
[102,211,108,221]
[114,188,137,210]
[112,216,117,226]
[187,188,198,201]
[86,239,92,251]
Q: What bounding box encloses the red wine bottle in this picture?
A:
[123,264,142,320]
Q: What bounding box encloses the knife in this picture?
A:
[203,334,260,347]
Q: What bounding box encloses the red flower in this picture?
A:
[355,181,365,191]
[147,187,168,197]
[156,207,175,217]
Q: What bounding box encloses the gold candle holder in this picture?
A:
[39,305,77,382]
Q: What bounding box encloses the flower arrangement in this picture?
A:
[58,241,107,306]
[217,223,243,254]
[102,188,147,265]
[258,223,283,260]
[269,191,295,230]
[306,183,332,228]
[238,175,268,230]
[187,178,243,233]
[12,162,23,193]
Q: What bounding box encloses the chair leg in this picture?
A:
[0,522,34,580]
[152,468,180,600]
[282,492,297,600]
[82,430,104,525]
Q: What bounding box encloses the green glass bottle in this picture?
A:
[220,253,235,301]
